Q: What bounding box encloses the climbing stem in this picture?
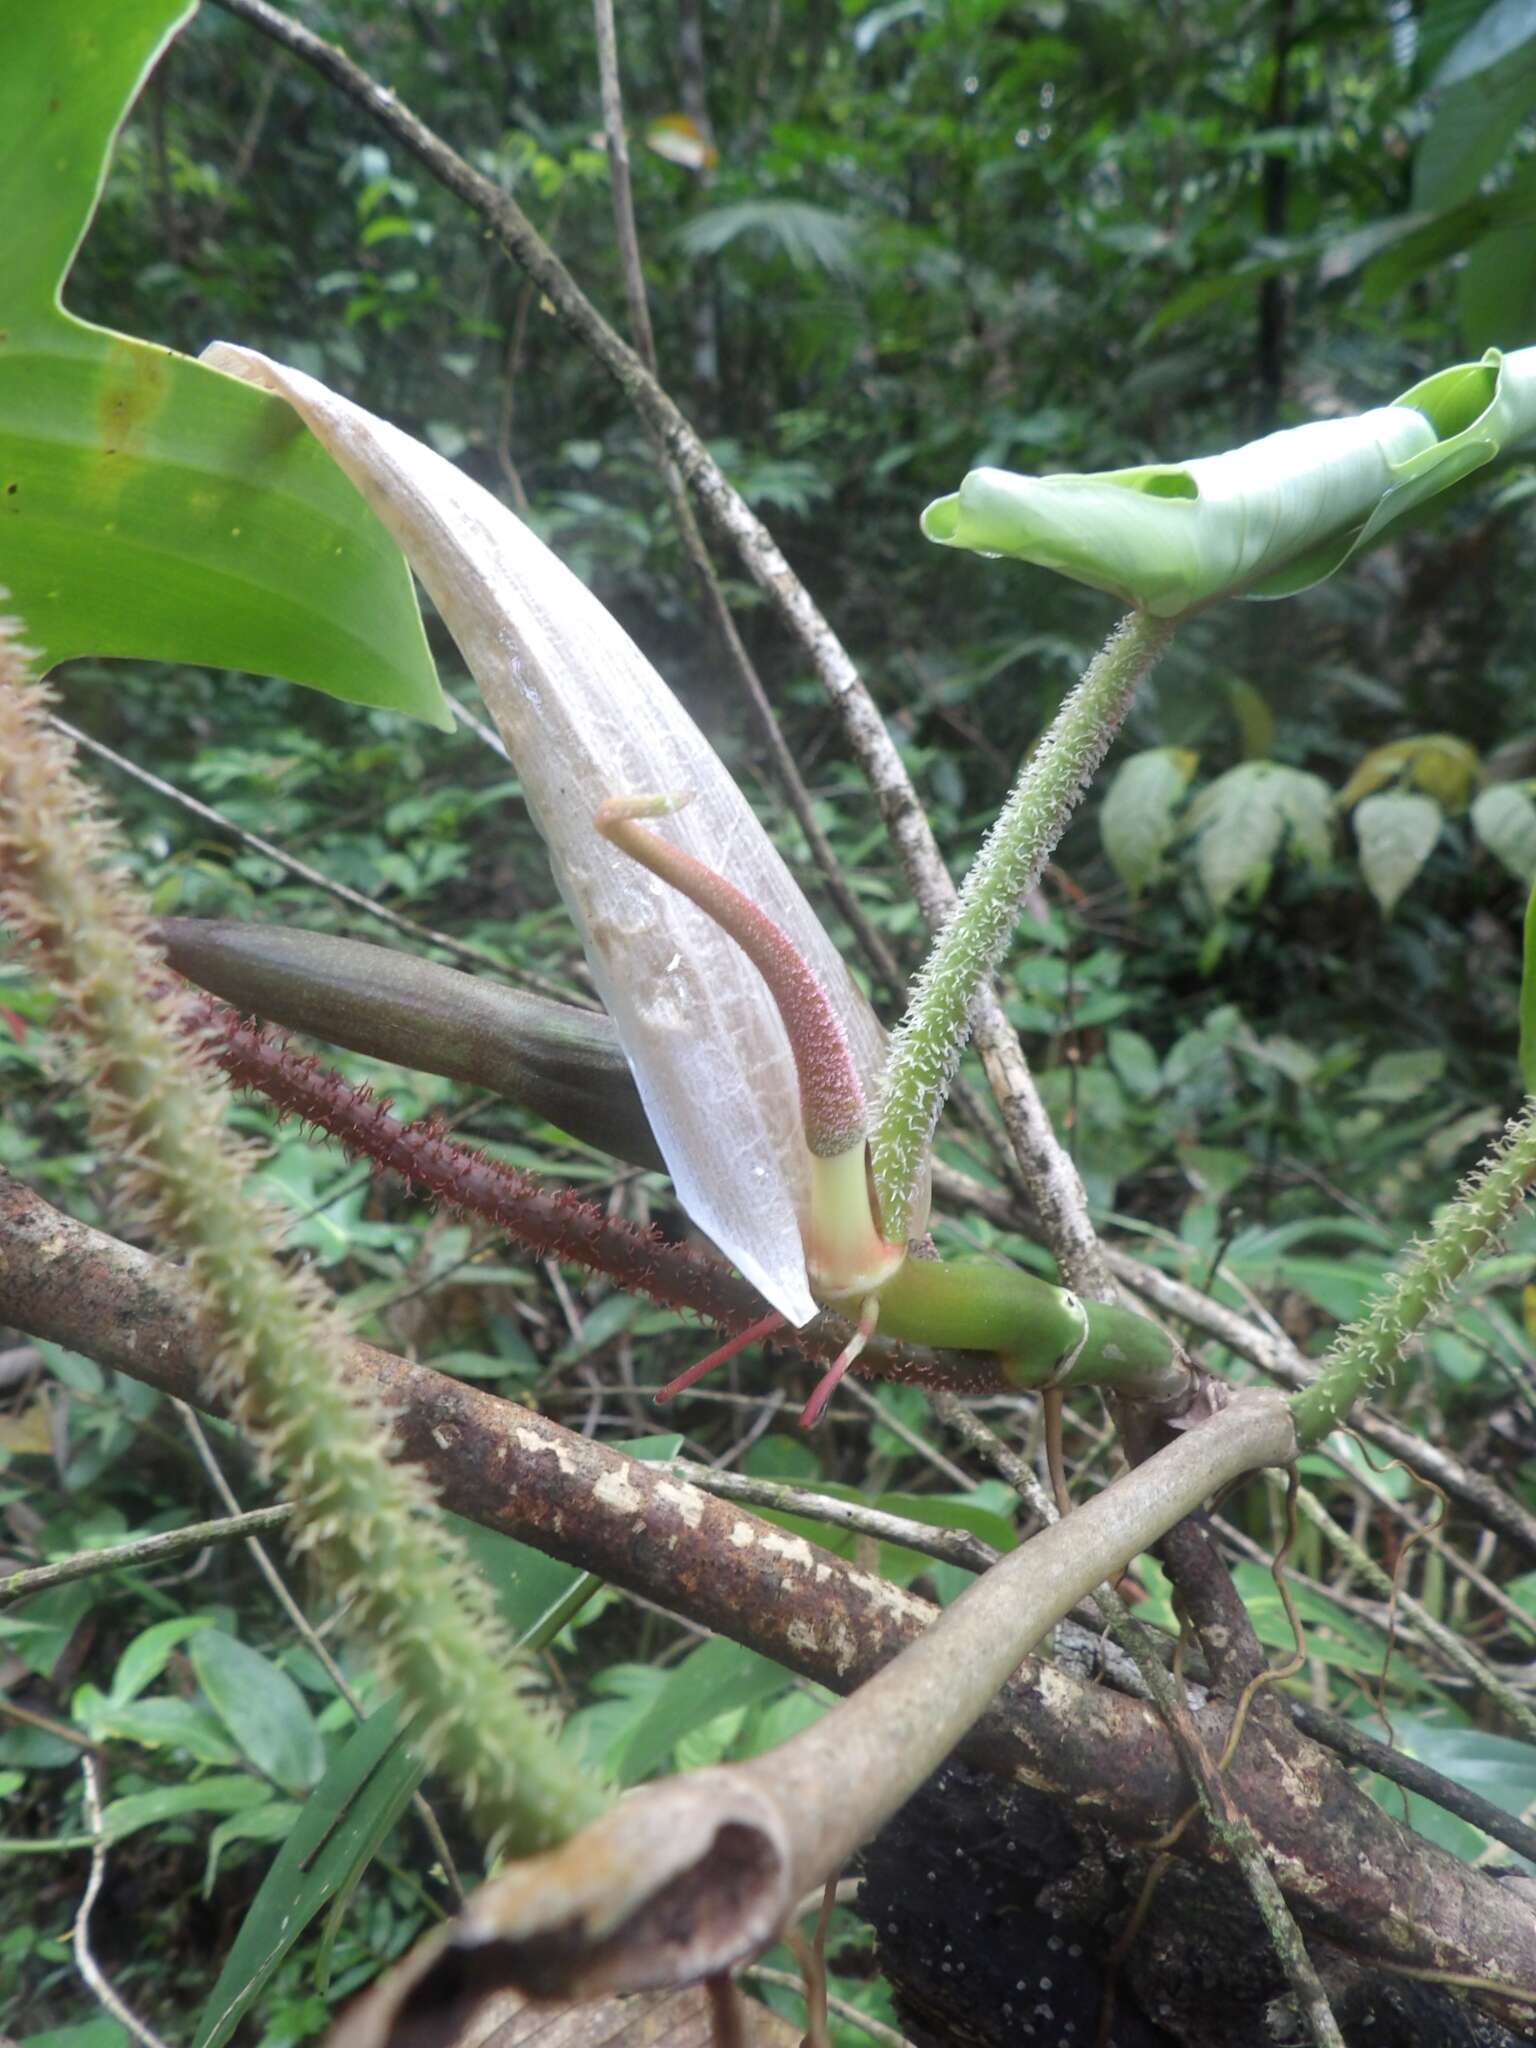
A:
[0,622,608,1856]
[1290,1098,1536,1447]
[871,610,1174,1241]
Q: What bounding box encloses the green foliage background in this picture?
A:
[4,2,1536,2043]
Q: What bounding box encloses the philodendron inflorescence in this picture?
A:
[174,341,1536,1438]
[196,344,1198,1427]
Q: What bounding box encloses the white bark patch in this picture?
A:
[655,1480,704,1528]
[513,1426,578,1476]
[844,1567,927,1626]
[784,1615,859,1676]
[1273,1744,1324,1812]
[760,1530,815,1571]
[729,1521,756,1549]
[592,1466,644,1515]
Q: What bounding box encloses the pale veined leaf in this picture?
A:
[1353,790,1444,914]
[1099,746,1198,893]
[1473,782,1536,883]
[1183,761,1332,912]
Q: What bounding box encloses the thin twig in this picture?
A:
[1317,1442,1536,1647]
[931,1389,1054,1522]
[659,1460,1001,1574]
[591,0,657,371]
[52,714,583,1004]
[1109,1246,1536,1560]
[1290,1699,1536,1865]
[0,1503,293,1607]
[587,0,904,1001]
[841,1377,973,1487]
[75,1755,173,2048]
[0,1696,94,1749]
[704,1973,745,2048]
[1283,1475,1536,1744]
[740,1964,918,2048]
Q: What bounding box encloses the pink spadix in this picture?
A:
[655,1312,786,1405]
[594,794,868,1160]
[596,794,903,1416]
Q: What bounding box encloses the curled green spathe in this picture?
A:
[922,346,1536,618]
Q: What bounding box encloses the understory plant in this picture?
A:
[6,4,1536,2046]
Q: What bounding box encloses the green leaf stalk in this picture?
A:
[871,610,1174,1244]
[0,618,607,1857]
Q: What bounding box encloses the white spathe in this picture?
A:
[204,343,886,1326]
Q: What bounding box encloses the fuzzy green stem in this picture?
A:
[823,1256,1187,1402]
[1290,1099,1536,1447]
[872,610,1174,1241]
[0,620,607,1857]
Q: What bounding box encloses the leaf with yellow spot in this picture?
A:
[0,0,448,728]
[1336,734,1481,814]
[0,1399,53,1459]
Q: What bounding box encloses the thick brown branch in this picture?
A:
[3,1169,1534,2008]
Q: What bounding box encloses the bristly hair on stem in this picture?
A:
[1290,1097,1536,1447]
[871,610,1173,1246]
[183,993,1002,1397]
[0,611,607,1857]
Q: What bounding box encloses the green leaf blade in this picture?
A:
[1100,746,1198,892]
[922,348,1536,616]
[0,0,196,317]
[189,1630,325,1795]
[191,1699,422,2048]
[0,0,451,729]
[1473,784,1536,883]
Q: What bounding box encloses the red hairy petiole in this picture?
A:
[655,1310,787,1404]
[799,1293,880,1429]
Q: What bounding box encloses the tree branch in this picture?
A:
[4,1168,1534,2006]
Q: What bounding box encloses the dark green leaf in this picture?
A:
[191,1699,421,2048]
[101,1775,273,1844]
[189,1630,325,1795]
[0,0,448,727]
[610,1635,793,1785]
